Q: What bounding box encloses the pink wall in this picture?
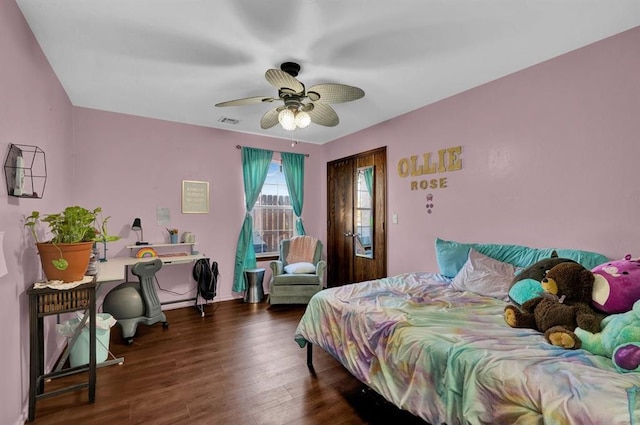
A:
[71,108,324,303]
[3,1,639,422]
[1,1,76,424]
[327,26,640,276]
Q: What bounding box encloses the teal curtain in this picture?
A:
[364,166,374,196]
[232,147,273,292]
[281,152,306,236]
[363,167,375,231]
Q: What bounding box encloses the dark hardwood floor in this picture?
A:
[30,299,427,425]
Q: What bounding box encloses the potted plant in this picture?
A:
[25,206,116,282]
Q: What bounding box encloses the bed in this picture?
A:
[294,239,640,424]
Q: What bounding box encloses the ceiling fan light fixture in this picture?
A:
[218,63,364,131]
[295,110,311,128]
[278,109,296,130]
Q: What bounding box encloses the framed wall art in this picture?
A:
[181,180,209,214]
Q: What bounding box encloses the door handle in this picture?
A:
[344,231,353,237]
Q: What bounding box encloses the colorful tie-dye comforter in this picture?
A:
[294,272,640,424]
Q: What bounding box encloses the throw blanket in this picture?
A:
[286,236,318,264]
[294,272,640,425]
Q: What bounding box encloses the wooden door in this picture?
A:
[327,147,387,287]
[327,157,354,286]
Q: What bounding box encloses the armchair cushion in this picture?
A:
[271,272,323,286]
[284,262,316,274]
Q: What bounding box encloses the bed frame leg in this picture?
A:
[306,342,313,368]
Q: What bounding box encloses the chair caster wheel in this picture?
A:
[163,322,169,328]
[125,338,134,345]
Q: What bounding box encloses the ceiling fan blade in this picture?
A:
[265,69,304,94]
[260,107,281,129]
[215,96,275,107]
[308,103,339,127]
[307,84,365,103]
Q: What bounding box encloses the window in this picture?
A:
[252,160,296,257]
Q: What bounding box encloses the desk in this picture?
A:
[97,253,208,315]
[28,280,97,422]
[97,254,205,283]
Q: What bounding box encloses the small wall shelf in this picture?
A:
[4,143,47,198]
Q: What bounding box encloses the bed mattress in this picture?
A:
[294,272,640,424]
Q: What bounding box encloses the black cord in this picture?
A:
[154,275,196,296]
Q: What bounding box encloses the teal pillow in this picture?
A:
[552,249,610,270]
[435,238,609,278]
[435,238,474,278]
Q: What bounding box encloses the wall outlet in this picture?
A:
[392,213,398,224]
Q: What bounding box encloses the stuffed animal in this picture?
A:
[591,255,640,314]
[573,299,640,372]
[508,251,576,307]
[504,262,603,349]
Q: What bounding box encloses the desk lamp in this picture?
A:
[131,218,148,245]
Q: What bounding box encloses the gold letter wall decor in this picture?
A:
[398,146,462,190]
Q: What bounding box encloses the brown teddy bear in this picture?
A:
[507,251,576,307]
[504,262,603,349]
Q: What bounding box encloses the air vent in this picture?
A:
[218,117,240,125]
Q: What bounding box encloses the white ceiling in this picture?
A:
[16,0,640,145]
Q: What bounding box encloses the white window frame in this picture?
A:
[252,159,297,258]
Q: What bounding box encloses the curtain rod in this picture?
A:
[235,145,309,157]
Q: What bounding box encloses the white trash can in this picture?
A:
[57,313,116,368]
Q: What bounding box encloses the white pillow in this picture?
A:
[284,262,316,274]
[450,248,515,301]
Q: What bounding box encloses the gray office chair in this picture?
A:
[269,238,326,305]
[103,259,168,344]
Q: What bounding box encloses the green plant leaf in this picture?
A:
[52,258,69,270]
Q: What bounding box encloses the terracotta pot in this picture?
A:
[36,242,93,282]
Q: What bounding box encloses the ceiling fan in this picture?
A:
[215,62,365,130]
